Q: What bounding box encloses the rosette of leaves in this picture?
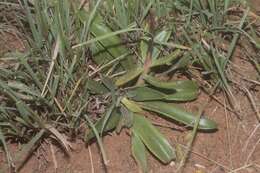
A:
[82,3,217,173]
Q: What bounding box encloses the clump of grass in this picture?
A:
[0,0,258,172]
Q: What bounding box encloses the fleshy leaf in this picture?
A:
[127,87,166,101]
[165,90,198,101]
[144,75,199,92]
[132,114,175,164]
[121,97,143,113]
[138,101,217,130]
[132,132,148,173]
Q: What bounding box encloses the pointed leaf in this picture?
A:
[132,132,148,173]
[138,102,217,130]
[133,114,175,164]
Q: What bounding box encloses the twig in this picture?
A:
[245,137,260,165]
[243,124,260,152]
[88,146,95,173]
[177,143,231,171]
[243,87,260,122]
[50,142,58,173]
[228,164,253,173]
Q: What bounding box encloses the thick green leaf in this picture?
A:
[132,114,175,164]
[144,75,199,92]
[115,67,143,86]
[85,109,121,142]
[79,12,135,70]
[121,97,143,113]
[132,132,148,173]
[138,102,217,130]
[165,90,198,101]
[127,87,166,101]
[151,50,182,68]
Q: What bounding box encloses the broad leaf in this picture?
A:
[78,11,135,70]
[132,132,148,173]
[138,101,217,130]
[165,90,198,101]
[121,97,143,113]
[144,75,199,92]
[132,114,175,164]
[127,87,166,101]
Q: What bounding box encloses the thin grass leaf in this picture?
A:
[12,130,45,172]
[45,124,71,154]
[0,128,13,171]
[84,114,108,165]
[100,103,116,135]
[85,110,121,142]
[22,0,43,49]
[72,27,141,49]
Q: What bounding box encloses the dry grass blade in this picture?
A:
[46,125,72,155]
[41,38,60,96]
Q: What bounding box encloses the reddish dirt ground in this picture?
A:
[1,3,260,173]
